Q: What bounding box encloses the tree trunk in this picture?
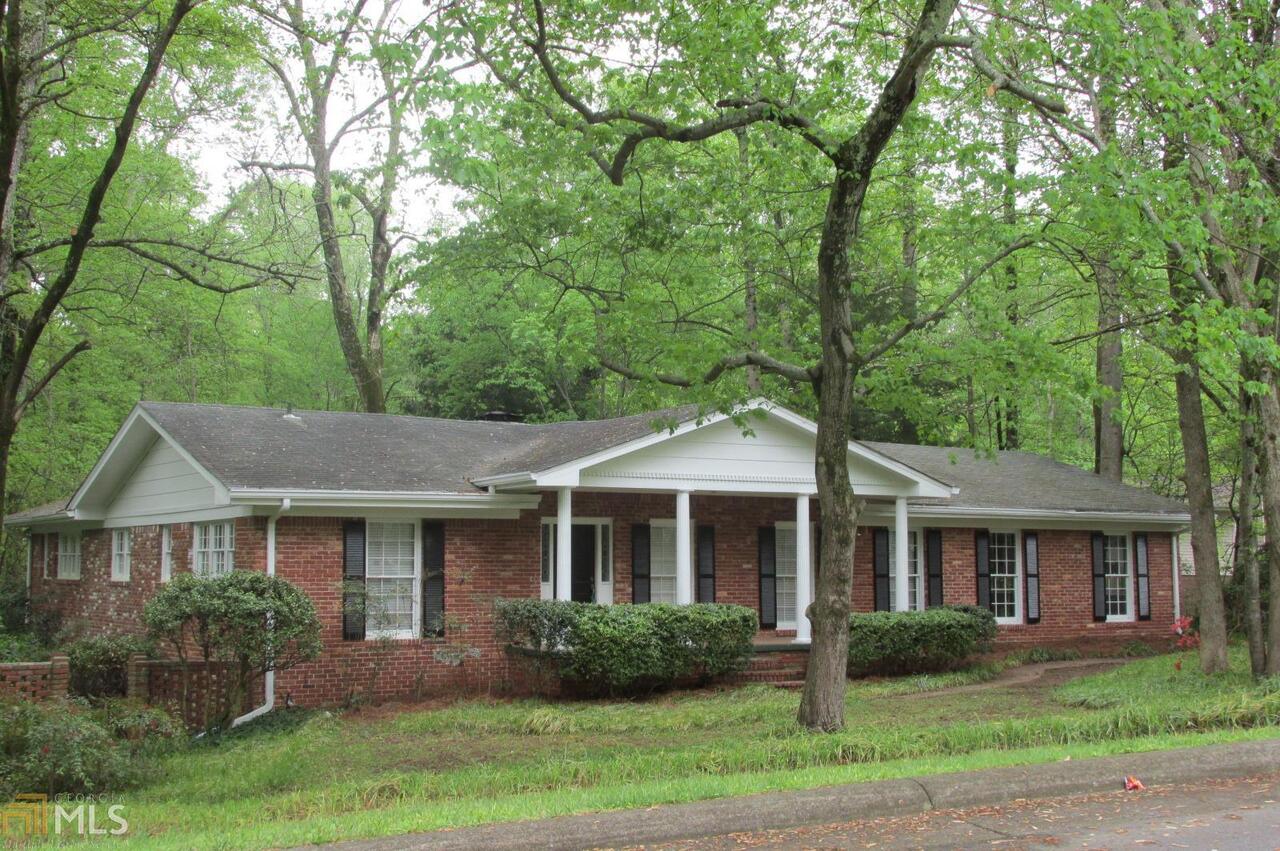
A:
[996,104,1019,450]
[1236,379,1266,675]
[798,174,860,732]
[1173,354,1230,673]
[1093,259,1124,480]
[1259,384,1280,675]
[737,129,763,394]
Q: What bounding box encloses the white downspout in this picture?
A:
[24,531,32,597]
[1172,530,1182,620]
[232,498,289,727]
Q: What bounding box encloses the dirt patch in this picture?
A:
[889,659,1126,700]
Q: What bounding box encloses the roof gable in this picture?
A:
[69,406,228,520]
[479,401,956,498]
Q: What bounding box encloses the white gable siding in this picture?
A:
[105,437,217,522]
[579,415,909,494]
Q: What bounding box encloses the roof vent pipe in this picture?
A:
[283,403,301,422]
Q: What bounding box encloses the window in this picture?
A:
[887,530,924,611]
[649,524,679,603]
[57,532,81,580]
[1104,534,1134,621]
[988,531,1020,623]
[366,520,418,637]
[111,529,132,581]
[160,525,172,583]
[775,526,799,626]
[194,521,235,577]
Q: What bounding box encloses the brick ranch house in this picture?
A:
[7,399,1189,714]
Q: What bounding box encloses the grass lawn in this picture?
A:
[25,648,1280,850]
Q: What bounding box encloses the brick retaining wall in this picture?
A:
[0,654,69,701]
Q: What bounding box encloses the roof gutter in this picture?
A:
[231,497,290,729]
[861,504,1192,526]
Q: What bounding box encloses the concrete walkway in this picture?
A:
[313,737,1280,851]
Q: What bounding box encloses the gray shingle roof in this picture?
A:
[861,442,1189,516]
[5,403,1190,524]
[140,401,703,493]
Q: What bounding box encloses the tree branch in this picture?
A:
[14,339,90,422]
[858,234,1039,366]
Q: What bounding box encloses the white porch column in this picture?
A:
[556,487,573,601]
[794,494,813,644]
[675,490,693,604]
[894,496,910,612]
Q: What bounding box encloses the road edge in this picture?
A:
[313,736,1280,851]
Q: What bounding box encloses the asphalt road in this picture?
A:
[640,773,1280,850]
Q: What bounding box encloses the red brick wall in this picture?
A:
[27,518,262,640]
[25,497,1179,706]
[272,515,539,706]
[0,654,69,701]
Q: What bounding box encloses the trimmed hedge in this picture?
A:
[847,606,997,676]
[496,600,757,695]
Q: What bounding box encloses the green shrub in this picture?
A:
[64,634,155,697]
[91,697,185,755]
[847,606,997,676]
[1,699,130,799]
[496,600,757,696]
[144,571,323,731]
[0,629,49,662]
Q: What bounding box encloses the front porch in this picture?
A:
[479,405,954,645]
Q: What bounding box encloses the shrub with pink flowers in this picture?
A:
[1171,616,1199,651]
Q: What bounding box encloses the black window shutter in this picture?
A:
[975,529,991,610]
[925,528,944,608]
[1023,531,1041,624]
[873,527,890,611]
[758,527,777,628]
[632,523,651,603]
[342,520,366,641]
[696,525,715,603]
[1091,531,1107,622]
[1135,533,1151,621]
[422,521,445,637]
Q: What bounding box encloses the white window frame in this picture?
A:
[887,528,926,612]
[646,519,689,605]
[194,521,236,577]
[365,518,421,640]
[774,521,818,629]
[987,529,1022,625]
[1103,532,1136,623]
[57,532,81,580]
[539,518,614,604]
[111,528,132,582]
[160,525,173,583]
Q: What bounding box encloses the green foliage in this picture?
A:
[0,696,181,799]
[64,633,155,697]
[1011,646,1083,664]
[495,599,757,695]
[144,572,322,730]
[846,607,997,676]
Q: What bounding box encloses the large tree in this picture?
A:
[0,0,299,524]
[459,0,1053,730]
